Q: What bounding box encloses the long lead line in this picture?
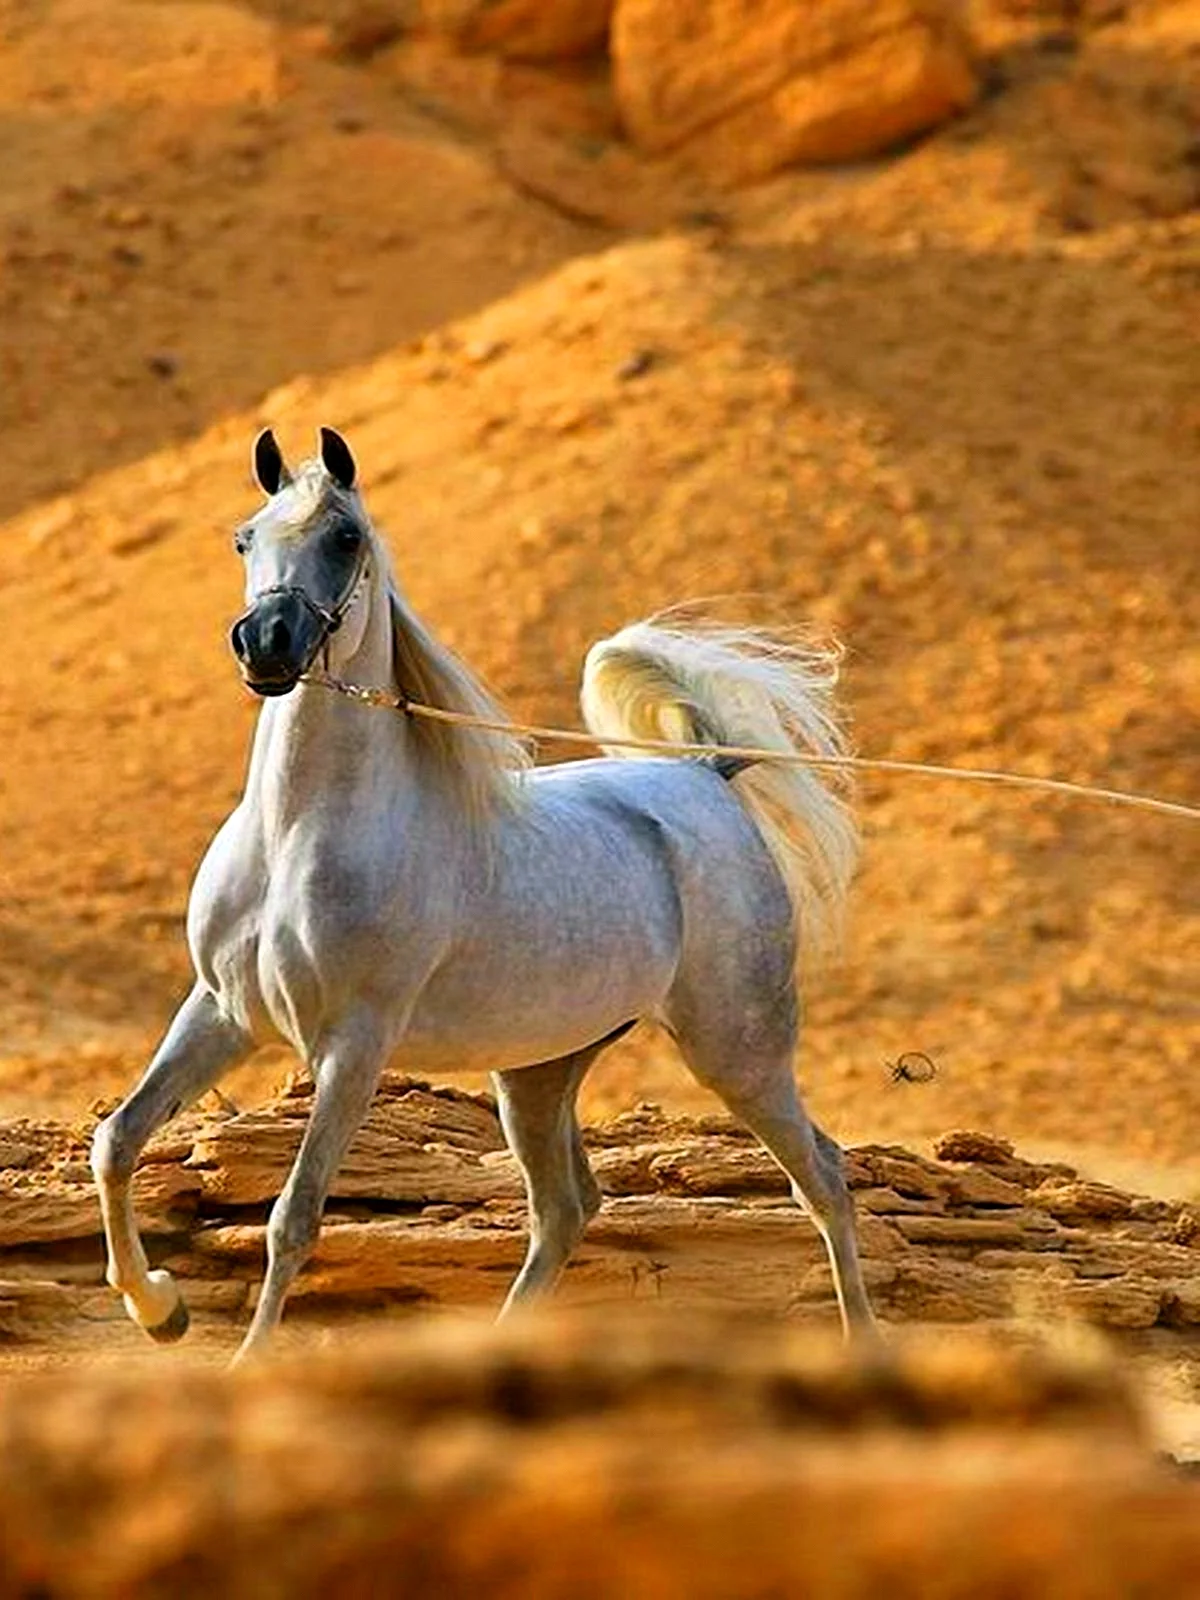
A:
[302,671,1200,824]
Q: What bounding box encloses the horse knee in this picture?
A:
[91,1112,136,1187]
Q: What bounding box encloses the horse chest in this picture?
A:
[191,814,394,1047]
[256,836,431,1047]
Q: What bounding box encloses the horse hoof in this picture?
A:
[145,1296,190,1344]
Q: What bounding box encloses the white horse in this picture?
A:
[91,427,875,1359]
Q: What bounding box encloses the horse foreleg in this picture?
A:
[234,1016,386,1362]
[91,983,251,1342]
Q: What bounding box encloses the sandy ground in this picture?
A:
[0,1,1197,1500]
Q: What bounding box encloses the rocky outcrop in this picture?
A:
[1,1079,1198,1343]
[611,0,978,182]
[422,0,613,59]
[0,0,279,111]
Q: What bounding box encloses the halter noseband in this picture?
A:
[237,552,371,675]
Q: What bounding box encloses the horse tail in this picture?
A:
[580,617,859,960]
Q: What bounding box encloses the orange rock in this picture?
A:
[1031,1182,1135,1225]
[894,1214,1035,1248]
[611,0,978,182]
[424,0,613,59]
[934,1130,1016,1165]
[0,0,280,112]
[943,1168,1027,1208]
[1056,1279,1164,1331]
[1161,1282,1200,1327]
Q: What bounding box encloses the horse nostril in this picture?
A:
[230,618,250,661]
[268,616,291,656]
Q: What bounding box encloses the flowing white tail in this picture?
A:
[581,618,859,960]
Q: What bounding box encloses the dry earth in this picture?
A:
[0,0,1198,1585]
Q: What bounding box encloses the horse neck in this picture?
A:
[246,571,408,832]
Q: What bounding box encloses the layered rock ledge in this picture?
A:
[1,1077,1198,1341]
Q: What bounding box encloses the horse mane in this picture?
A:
[388,583,530,822]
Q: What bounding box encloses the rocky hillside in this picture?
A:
[0,0,1197,1175]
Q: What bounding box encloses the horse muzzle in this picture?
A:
[230,591,326,697]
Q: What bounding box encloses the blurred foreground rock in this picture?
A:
[612,0,979,181]
[423,0,613,59]
[0,0,279,110]
[1,1079,1199,1342]
[0,1310,1197,1598]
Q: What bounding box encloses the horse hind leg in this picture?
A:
[494,1026,626,1316]
[666,987,877,1340]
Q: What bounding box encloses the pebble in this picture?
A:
[616,348,658,381]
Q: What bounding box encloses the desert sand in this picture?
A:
[0,0,1197,1589]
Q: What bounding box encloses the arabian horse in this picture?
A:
[91,427,875,1359]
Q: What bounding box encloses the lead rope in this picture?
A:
[299,669,1200,824]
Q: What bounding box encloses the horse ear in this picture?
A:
[253,428,290,496]
[319,426,357,491]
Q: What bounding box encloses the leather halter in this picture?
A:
[235,552,371,676]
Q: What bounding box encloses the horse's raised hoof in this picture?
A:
[145,1296,191,1344]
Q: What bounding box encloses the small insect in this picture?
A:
[887,1051,939,1085]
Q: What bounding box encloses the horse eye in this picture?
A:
[333,522,362,552]
[233,530,252,555]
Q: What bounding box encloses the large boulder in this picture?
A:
[612,0,978,182]
[422,0,613,59]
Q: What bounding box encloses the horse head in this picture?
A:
[229,426,372,696]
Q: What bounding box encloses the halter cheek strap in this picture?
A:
[237,556,371,671]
